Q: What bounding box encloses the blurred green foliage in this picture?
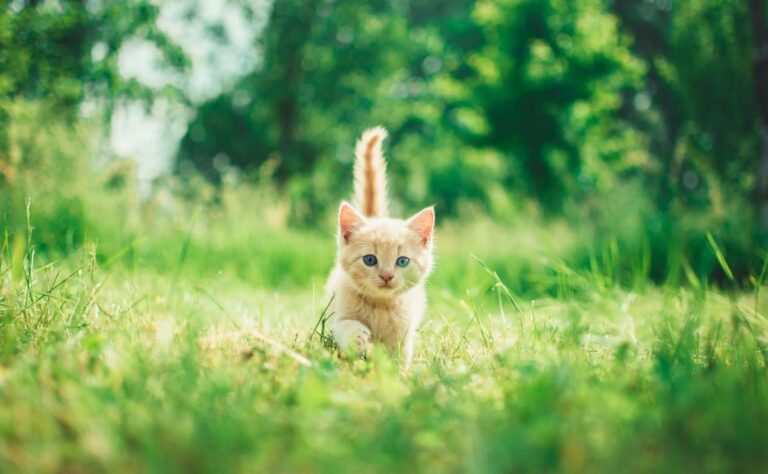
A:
[0,1,187,148]
[178,0,648,214]
[173,0,767,281]
[0,0,766,283]
[176,0,762,215]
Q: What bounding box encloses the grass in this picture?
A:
[1,209,767,474]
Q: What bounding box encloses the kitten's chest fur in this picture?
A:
[327,266,425,348]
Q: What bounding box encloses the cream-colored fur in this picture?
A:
[327,126,435,369]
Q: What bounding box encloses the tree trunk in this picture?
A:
[263,0,318,182]
[758,129,768,226]
[748,0,768,228]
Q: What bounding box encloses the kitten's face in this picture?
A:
[337,203,434,298]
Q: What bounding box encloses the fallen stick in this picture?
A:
[202,328,313,367]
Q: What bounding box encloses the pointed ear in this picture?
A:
[407,206,435,247]
[339,201,364,243]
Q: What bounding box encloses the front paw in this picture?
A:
[354,328,372,358]
[331,320,372,359]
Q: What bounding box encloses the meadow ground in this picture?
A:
[1,212,767,473]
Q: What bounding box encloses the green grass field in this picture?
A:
[1,205,767,473]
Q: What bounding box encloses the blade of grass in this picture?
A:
[755,251,768,313]
[168,207,201,298]
[706,232,735,283]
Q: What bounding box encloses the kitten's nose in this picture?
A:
[379,273,394,283]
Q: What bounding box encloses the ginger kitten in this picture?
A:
[327,126,435,369]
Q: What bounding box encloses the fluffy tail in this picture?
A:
[353,126,389,217]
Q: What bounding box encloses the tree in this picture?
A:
[446,0,645,210]
[747,0,768,228]
[0,1,187,160]
[177,0,444,217]
[614,0,759,211]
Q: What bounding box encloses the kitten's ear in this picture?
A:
[339,201,364,243]
[407,206,435,247]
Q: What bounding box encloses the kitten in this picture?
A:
[327,126,435,369]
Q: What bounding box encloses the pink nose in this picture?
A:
[379,273,394,283]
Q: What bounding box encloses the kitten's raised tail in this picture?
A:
[353,126,388,217]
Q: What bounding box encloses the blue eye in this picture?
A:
[396,256,410,267]
[362,255,378,266]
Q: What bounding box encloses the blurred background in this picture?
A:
[1,0,767,289]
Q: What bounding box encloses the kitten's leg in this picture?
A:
[330,319,372,358]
